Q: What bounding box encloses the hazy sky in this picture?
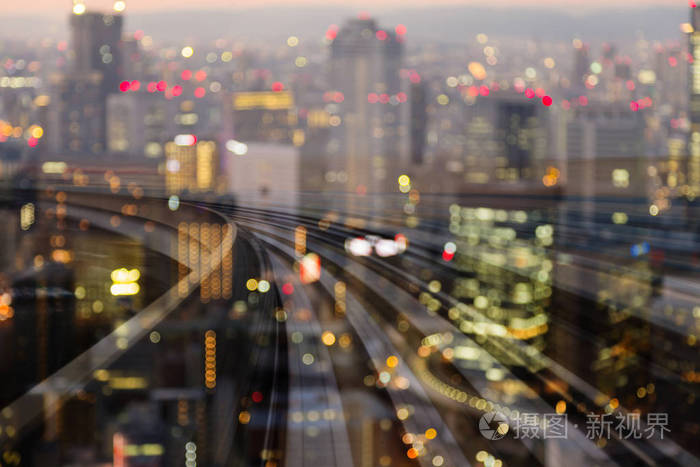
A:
[0,0,688,15]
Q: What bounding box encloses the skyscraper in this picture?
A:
[165,139,219,195]
[572,42,590,89]
[48,6,124,155]
[688,5,700,192]
[70,11,124,94]
[409,81,427,166]
[326,18,404,208]
[48,71,105,154]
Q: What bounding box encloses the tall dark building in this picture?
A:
[572,43,590,88]
[409,81,427,165]
[48,72,105,154]
[47,8,124,155]
[327,18,404,201]
[499,100,541,179]
[689,6,700,191]
[70,11,124,94]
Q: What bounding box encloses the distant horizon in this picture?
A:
[0,0,689,16]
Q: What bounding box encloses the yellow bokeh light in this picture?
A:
[113,1,126,12]
[111,268,140,283]
[181,46,194,58]
[555,400,566,414]
[398,174,410,187]
[287,36,299,47]
[468,61,487,80]
[425,428,437,439]
[321,331,336,346]
[246,278,258,291]
[386,355,399,368]
[73,3,86,15]
[396,407,409,420]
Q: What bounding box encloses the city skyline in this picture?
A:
[0,1,698,466]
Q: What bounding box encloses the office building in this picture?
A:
[70,10,124,94]
[326,18,405,200]
[165,139,220,195]
[688,5,700,192]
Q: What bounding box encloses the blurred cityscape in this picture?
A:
[0,1,699,466]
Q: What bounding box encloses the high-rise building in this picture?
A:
[48,71,105,154]
[688,5,700,192]
[409,81,427,166]
[107,91,177,158]
[572,42,590,89]
[326,18,404,203]
[70,10,124,94]
[224,142,300,209]
[48,7,124,155]
[499,99,546,180]
[231,90,297,144]
[165,139,220,195]
[563,102,647,229]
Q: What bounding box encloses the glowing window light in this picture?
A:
[20,203,34,230]
[612,212,628,224]
[294,226,306,256]
[110,268,140,296]
[110,283,139,296]
[204,331,216,389]
[42,161,67,174]
[233,91,294,110]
